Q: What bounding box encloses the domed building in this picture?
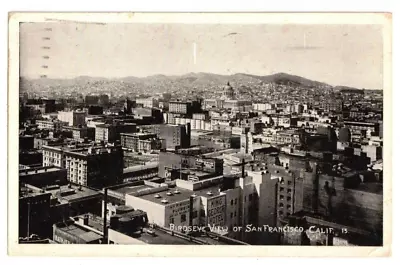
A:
[221,82,235,100]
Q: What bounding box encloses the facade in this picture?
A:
[169,101,192,115]
[120,132,161,152]
[43,144,124,188]
[136,98,158,108]
[58,111,86,127]
[36,119,68,130]
[95,123,136,143]
[159,124,191,150]
[64,145,124,188]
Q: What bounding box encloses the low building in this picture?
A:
[120,132,161,152]
[36,119,68,130]
[19,166,68,187]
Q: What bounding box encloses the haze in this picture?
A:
[20,23,383,89]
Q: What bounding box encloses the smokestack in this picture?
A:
[103,188,108,244]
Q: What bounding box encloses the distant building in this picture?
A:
[120,132,161,152]
[58,111,86,127]
[36,120,69,130]
[95,123,136,143]
[136,98,158,109]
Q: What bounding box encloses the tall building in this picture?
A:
[95,123,136,143]
[58,111,86,127]
[43,143,124,188]
[159,124,191,150]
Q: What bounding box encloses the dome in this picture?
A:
[222,82,235,100]
[338,127,351,142]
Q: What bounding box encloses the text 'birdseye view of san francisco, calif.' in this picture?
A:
[18,21,384,246]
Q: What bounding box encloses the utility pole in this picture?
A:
[239,158,247,241]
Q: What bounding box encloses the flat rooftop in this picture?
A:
[19,166,64,177]
[123,162,159,174]
[47,184,101,202]
[137,187,193,205]
[115,184,156,196]
[56,223,102,243]
[132,228,194,245]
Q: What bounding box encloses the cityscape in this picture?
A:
[17,22,384,246]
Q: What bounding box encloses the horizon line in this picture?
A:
[19,71,380,90]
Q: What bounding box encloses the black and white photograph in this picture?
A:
[8,12,391,256]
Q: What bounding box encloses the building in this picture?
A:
[168,101,192,115]
[95,123,136,143]
[58,111,86,127]
[64,126,95,141]
[122,162,159,183]
[19,135,34,150]
[19,166,68,187]
[53,216,103,244]
[321,100,343,113]
[136,98,158,109]
[158,150,223,180]
[43,143,124,188]
[86,106,103,115]
[19,184,52,239]
[36,119,69,130]
[120,132,161,152]
[160,124,191,150]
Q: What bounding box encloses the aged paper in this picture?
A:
[8,12,392,257]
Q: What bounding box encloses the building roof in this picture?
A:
[56,223,102,243]
[48,184,101,203]
[136,187,193,206]
[123,162,159,174]
[19,166,64,177]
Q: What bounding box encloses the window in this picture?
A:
[230,199,233,205]
[244,196,247,202]
[192,211,198,218]
[279,195,284,200]
[200,209,205,217]
[169,216,174,224]
[231,212,233,218]
[181,214,186,222]
[249,194,253,201]
[234,211,237,217]
[288,181,292,185]
[235,198,237,205]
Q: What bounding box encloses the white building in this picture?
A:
[58,111,86,127]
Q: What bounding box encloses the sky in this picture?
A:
[20,22,383,89]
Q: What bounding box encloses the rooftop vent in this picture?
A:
[207,191,213,196]
[166,192,173,196]
[173,190,180,194]
[154,194,161,198]
[160,199,168,204]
